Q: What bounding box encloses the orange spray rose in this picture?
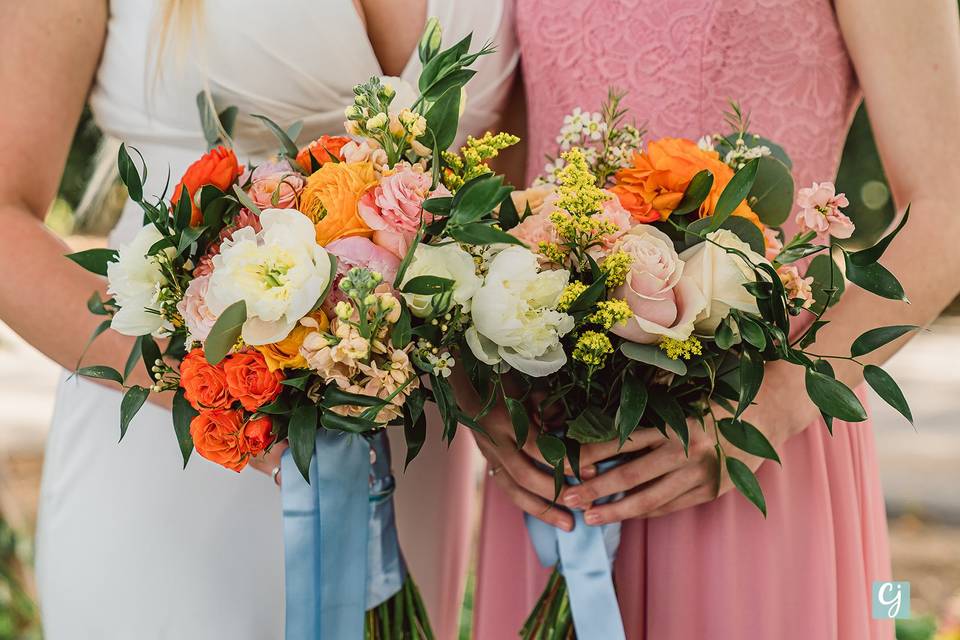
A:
[172,146,242,226]
[296,135,351,173]
[243,416,275,457]
[300,161,376,246]
[223,350,284,412]
[189,409,248,471]
[179,348,233,410]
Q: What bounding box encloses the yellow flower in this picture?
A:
[254,311,329,371]
[658,336,703,360]
[573,331,613,367]
[600,250,632,288]
[555,148,608,215]
[589,299,632,330]
[556,281,588,312]
[300,161,377,246]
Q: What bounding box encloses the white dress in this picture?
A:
[34,2,517,638]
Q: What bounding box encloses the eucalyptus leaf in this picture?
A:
[566,407,616,444]
[806,254,845,314]
[711,157,758,229]
[204,300,246,365]
[250,114,299,158]
[746,155,794,227]
[620,341,688,376]
[685,216,765,256]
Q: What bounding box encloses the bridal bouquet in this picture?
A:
[65,19,514,640]
[476,94,915,639]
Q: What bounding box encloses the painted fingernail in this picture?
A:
[562,491,581,508]
[584,511,602,525]
[580,465,597,479]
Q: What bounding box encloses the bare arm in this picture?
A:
[0,2,161,396]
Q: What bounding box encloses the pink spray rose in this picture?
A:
[794,181,854,239]
[176,274,218,343]
[247,159,305,210]
[358,163,441,258]
[610,225,707,344]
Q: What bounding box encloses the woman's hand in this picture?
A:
[248,440,289,485]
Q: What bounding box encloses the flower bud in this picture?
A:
[418,17,442,64]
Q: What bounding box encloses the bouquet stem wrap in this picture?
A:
[280,429,406,640]
[523,466,625,640]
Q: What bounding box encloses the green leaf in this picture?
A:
[77,365,124,385]
[715,317,739,350]
[620,341,688,376]
[117,143,143,202]
[250,114,299,158]
[863,364,912,424]
[738,316,767,351]
[174,185,194,230]
[421,196,452,215]
[504,397,530,448]
[231,184,262,216]
[123,337,144,380]
[218,106,238,140]
[616,375,648,446]
[320,410,379,433]
[536,433,566,466]
[87,291,112,315]
[140,336,163,382]
[567,273,608,315]
[289,404,318,482]
[171,387,196,467]
[498,191,520,230]
[317,253,338,308]
[448,222,525,246]
[196,91,221,149]
[418,16,442,64]
[811,360,835,434]
[805,367,867,422]
[403,393,427,470]
[392,306,412,349]
[401,275,455,295]
[280,374,312,391]
[177,225,206,257]
[66,248,118,276]
[321,386,384,408]
[649,391,688,452]
[685,216,765,256]
[851,325,918,357]
[566,407,616,444]
[718,418,780,464]
[672,170,714,216]
[393,228,423,288]
[726,456,766,516]
[450,175,508,224]
[119,385,150,441]
[850,205,910,266]
[806,254,845,314]
[204,300,246,365]
[711,157,758,229]
[746,156,794,227]
[421,85,461,151]
[843,253,907,301]
[736,348,764,418]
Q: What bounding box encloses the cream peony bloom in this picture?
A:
[466,246,574,377]
[107,224,174,336]
[206,209,332,345]
[400,243,482,318]
[679,229,769,334]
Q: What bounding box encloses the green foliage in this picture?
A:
[203,300,246,365]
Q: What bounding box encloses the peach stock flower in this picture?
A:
[172,146,242,227]
[179,348,232,410]
[794,181,854,239]
[222,351,283,412]
[255,311,330,372]
[778,264,815,309]
[189,409,248,471]
[300,161,377,246]
[296,135,350,173]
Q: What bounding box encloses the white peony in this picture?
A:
[107,224,173,336]
[679,228,769,334]
[206,209,332,345]
[400,242,482,318]
[466,246,574,377]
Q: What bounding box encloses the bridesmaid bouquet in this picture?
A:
[65,19,518,640]
[478,93,915,639]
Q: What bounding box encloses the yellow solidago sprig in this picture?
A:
[600,250,632,288]
[555,148,608,216]
[588,299,632,330]
[573,330,614,367]
[442,132,520,190]
[556,281,589,312]
[659,336,703,360]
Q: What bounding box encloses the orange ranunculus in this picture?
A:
[613,137,760,228]
[223,350,283,412]
[300,161,376,246]
[255,311,329,372]
[243,415,275,457]
[189,409,248,472]
[179,348,233,410]
[172,146,242,226]
[296,135,351,173]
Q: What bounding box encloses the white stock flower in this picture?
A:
[400,243,481,318]
[206,209,332,345]
[466,246,574,377]
[679,229,769,334]
[107,224,173,336]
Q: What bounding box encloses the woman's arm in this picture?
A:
[0,2,163,397]
[564,0,960,523]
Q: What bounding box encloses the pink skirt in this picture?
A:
[473,389,894,640]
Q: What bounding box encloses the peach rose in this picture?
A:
[243,415,275,457]
[296,135,350,173]
[223,350,283,411]
[172,146,242,227]
[300,161,377,246]
[357,164,439,258]
[189,409,248,472]
[179,348,232,410]
[612,137,758,226]
[609,225,707,344]
[247,159,305,210]
[255,311,329,372]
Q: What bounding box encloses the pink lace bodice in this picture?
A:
[516,0,861,210]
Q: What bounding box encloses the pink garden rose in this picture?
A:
[358,163,442,258]
[176,274,218,343]
[610,225,707,344]
[247,159,305,210]
[323,237,402,311]
[795,181,854,239]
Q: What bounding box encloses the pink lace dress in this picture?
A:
[473,1,894,638]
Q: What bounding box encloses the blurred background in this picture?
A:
[0,103,958,639]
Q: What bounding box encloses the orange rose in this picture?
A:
[300,161,376,246]
[189,409,248,472]
[172,146,242,226]
[296,135,351,173]
[243,415,275,457]
[255,311,329,372]
[179,348,233,410]
[613,138,759,227]
[223,350,283,411]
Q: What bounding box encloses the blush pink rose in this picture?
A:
[609,225,707,344]
[794,181,854,239]
[247,159,305,209]
[176,274,218,342]
[323,237,402,311]
[358,164,440,258]
[590,191,634,257]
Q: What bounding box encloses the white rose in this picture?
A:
[106,224,173,336]
[466,246,574,377]
[679,229,768,334]
[400,243,481,318]
[206,209,332,345]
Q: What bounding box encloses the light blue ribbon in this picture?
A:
[524,467,626,640]
[280,429,405,640]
